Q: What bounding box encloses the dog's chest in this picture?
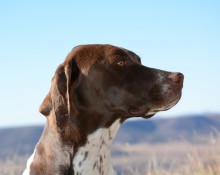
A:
[72,119,120,175]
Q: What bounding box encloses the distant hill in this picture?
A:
[115,114,220,144]
[0,126,43,159]
[0,114,220,160]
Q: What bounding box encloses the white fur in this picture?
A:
[73,119,121,175]
[22,149,35,175]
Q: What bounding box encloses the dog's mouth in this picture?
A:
[129,105,151,117]
[150,93,181,113]
[128,92,182,119]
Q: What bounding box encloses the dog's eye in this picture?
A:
[117,60,125,66]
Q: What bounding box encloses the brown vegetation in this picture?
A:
[1,133,220,175]
[112,133,220,175]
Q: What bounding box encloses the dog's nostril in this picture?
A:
[168,72,184,84]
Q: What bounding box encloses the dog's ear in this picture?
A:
[39,59,79,130]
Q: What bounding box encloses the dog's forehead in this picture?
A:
[74,44,139,60]
[105,46,139,63]
[65,44,140,74]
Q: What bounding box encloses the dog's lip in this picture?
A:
[167,92,180,103]
[128,105,150,116]
[128,92,182,117]
[166,93,182,107]
[151,93,182,113]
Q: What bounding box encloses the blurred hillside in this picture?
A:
[0,113,220,160]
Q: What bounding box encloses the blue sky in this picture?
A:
[0,0,220,127]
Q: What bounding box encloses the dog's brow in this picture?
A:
[132,56,141,64]
[126,50,141,64]
[111,49,128,57]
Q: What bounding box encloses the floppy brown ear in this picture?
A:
[39,59,78,130]
[51,64,69,129]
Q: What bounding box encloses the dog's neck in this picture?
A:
[73,119,121,175]
[24,113,121,175]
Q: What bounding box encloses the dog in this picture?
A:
[23,44,184,175]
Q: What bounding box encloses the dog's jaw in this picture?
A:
[73,119,121,175]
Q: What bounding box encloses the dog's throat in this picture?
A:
[72,119,121,175]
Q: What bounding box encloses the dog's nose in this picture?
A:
[168,72,184,84]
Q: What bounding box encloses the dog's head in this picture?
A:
[39,44,183,133]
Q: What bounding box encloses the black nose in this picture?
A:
[168,72,184,84]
